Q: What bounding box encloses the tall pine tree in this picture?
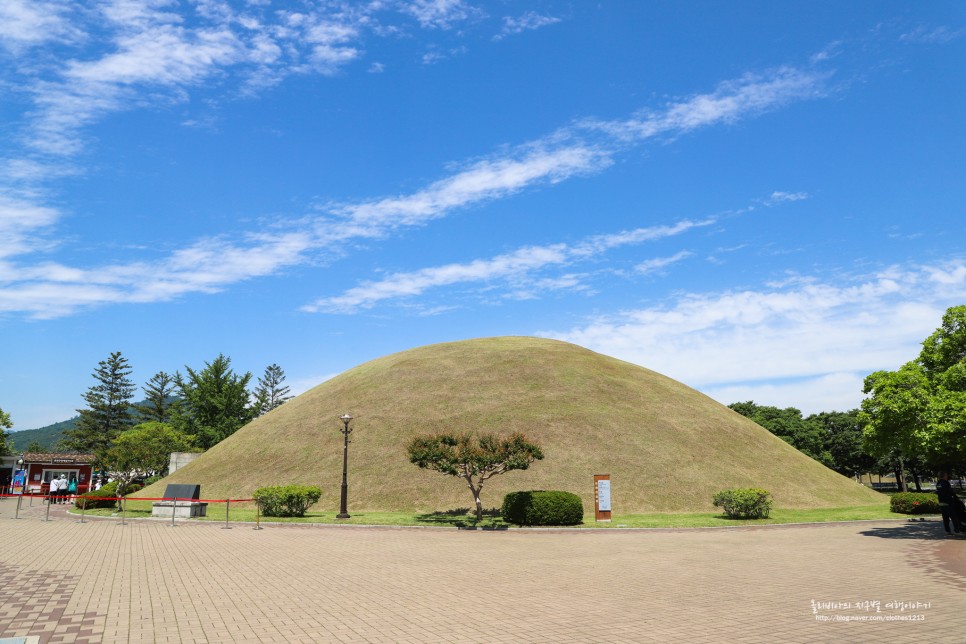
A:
[173,354,256,450]
[254,364,292,416]
[135,371,178,423]
[63,351,136,461]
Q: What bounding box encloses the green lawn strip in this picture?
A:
[75,502,900,528]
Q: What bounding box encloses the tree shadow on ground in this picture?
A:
[416,507,507,530]
[859,518,958,540]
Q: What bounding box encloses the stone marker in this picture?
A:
[152,483,207,518]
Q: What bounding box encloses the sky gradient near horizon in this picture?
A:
[2,1,965,431]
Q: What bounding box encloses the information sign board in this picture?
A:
[594,474,612,522]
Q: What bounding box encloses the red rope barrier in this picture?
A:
[0,493,256,503]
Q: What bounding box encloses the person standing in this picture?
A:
[48,475,60,504]
[67,476,77,505]
[936,472,963,535]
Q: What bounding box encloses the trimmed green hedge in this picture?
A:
[253,485,322,517]
[890,492,941,515]
[501,490,583,526]
[713,488,773,519]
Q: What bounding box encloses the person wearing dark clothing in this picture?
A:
[936,473,964,535]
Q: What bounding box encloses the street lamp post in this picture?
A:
[337,413,353,519]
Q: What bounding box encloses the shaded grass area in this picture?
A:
[74,502,897,529]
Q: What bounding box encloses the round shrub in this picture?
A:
[501,490,583,526]
[890,492,941,515]
[253,485,322,517]
[713,488,773,519]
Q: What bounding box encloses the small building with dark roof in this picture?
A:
[19,452,96,494]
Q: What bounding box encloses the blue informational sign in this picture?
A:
[597,479,611,512]
[12,470,26,494]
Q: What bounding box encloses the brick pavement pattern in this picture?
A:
[1,498,964,643]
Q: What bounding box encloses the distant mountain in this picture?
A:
[9,398,174,452]
[9,417,79,452]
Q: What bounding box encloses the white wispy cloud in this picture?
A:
[0,231,312,319]
[899,25,964,45]
[10,0,495,158]
[543,260,966,413]
[0,0,80,52]
[588,67,829,142]
[1,54,832,318]
[402,0,479,30]
[495,12,561,40]
[327,144,611,230]
[635,251,693,275]
[763,191,809,206]
[303,218,713,313]
[320,66,827,234]
[0,194,62,260]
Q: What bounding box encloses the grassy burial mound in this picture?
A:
[140,337,882,514]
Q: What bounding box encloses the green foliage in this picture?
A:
[728,402,835,469]
[408,432,545,477]
[812,410,877,478]
[76,480,144,510]
[889,492,941,515]
[173,354,256,450]
[0,405,11,456]
[252,485,322,517]
[63,351,137,462]
[407,431,544,521]
[104,422,195,484]
[861,306,966,468]
[253,364,292,416]
[135,371,179,423]
[501,490,583,526]
[712,488,773,519]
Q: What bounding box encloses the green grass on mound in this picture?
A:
[75,502,896,529]
[139,336,885,514]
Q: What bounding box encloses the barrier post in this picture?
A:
[169,496,178,528]
[120,497,126,526]
[45,497,51,522]
[14,493,23,519]
[254,502,262,530]
[222,499,232,529]
[78,497,87,524]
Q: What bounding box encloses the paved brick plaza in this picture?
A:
[1,499,964,643]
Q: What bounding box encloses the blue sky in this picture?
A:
[2,1,965,431]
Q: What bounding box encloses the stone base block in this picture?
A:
[152,501,208,518]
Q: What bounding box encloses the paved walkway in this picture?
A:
[1,498,964,643]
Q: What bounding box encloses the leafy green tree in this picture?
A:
[173,354,256,450]
[253,364,292,416]
[63,351,136,462]
[918,305,966,467]
[26,441,45,453]
[104,422,195,499]
[809,410,876,480]
[135,371,179,423]
[861,306,966,471]
[407,432,544,521]
[0,406,12,457]
[728,401,834,468]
